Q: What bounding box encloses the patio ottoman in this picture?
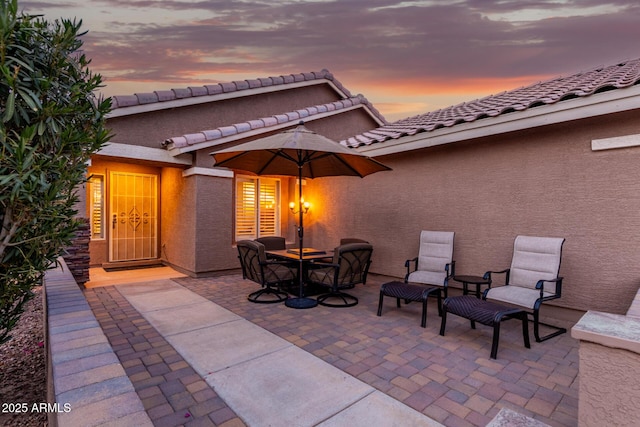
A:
[439,295,530,359]
[377,281,442,327]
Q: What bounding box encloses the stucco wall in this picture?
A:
[160,167,196,271]
[578,342,640,426]
[107,85,340,148]
[305,110,640,314]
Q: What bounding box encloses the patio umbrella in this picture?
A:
[211,122,391,309]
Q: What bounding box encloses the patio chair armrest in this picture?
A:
[445,260,456,279]
[483,268,510,286]
[405,257,418,277]
[535,276,563,297]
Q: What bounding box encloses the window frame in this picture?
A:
[88,174,105,240]
[235,175,281,241]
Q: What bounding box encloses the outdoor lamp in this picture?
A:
[289,198,310,214]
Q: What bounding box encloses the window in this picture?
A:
[88,175,105,240]
[236,176,281,241]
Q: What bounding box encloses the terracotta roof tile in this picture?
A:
[112,95,138,108]
[234,80,250,91]
[274,114,289,124]
[183,133,206,145]
[296,108,310,118]
[205,84,224,95]
[203,129,222,140]
[155,90,176,102]
[219,125,238,137]
[342,58,640,148]
[262,117,278,127]
[246,79,261,89]
[136,92,159,104]
[220,82,237,92]
[188,86,208,97]
[247,119,265,130]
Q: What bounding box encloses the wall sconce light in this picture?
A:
[289,198,311,214]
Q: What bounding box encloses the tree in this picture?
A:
[0,0,111,344]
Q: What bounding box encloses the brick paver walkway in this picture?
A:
[85,286,245,427]
[86,273,579,427]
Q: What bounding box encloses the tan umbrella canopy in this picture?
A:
[211,123,391,309]
[211,124,390,178]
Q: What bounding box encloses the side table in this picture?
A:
[452,275,491,298]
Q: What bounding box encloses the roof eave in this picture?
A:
[168,104,379,156]
[356,85,640,157]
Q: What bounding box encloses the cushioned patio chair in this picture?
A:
[483,235,566,342]
[378,230,455,323]
[237,240,296,304]
[306,243,373,307]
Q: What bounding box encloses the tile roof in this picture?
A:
[164,95,377,149]
[342,58,640,148]
[110,69,377,114]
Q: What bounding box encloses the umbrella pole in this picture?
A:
[285,163,318,309]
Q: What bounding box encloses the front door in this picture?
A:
[109,172,158,262]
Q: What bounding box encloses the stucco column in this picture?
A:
[571,307,640,426]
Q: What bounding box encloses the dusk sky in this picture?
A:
[20,1,640,121]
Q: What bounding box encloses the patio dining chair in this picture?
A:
[339,238,370,282]
[255,236,286,250]
[306,242,373,307]
[237,240,296,304]
[340,237,369,245]
[483,235,566,342]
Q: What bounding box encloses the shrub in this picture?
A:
[0,0,111,344]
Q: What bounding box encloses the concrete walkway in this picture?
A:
[115,279,442,426]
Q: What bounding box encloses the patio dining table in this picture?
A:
[266,248,332,307]
[266,248,332,261]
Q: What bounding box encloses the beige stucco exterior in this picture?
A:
[84,73,640,316]
[86,81,381,278]
[304,109,640,315]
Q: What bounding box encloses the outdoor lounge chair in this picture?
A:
[306,242,373,307]
[237,240,296,303]
[377,230,455,325]
[483,235,566,342]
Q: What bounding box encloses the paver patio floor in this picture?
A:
[86,272,579,427]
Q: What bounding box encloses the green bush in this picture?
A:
[0,0,111,344]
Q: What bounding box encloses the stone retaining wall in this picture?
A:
[44,258,152,427]
[61,219,91,287]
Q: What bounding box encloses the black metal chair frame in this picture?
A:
[482,268,566,342]
[237,240,295,304]
[307,243,373,307]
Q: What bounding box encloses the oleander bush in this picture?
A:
[0,0,111,344]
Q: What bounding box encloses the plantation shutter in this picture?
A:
[236,178,257,239]
[235,176,281,241]
[259,180,279,235]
